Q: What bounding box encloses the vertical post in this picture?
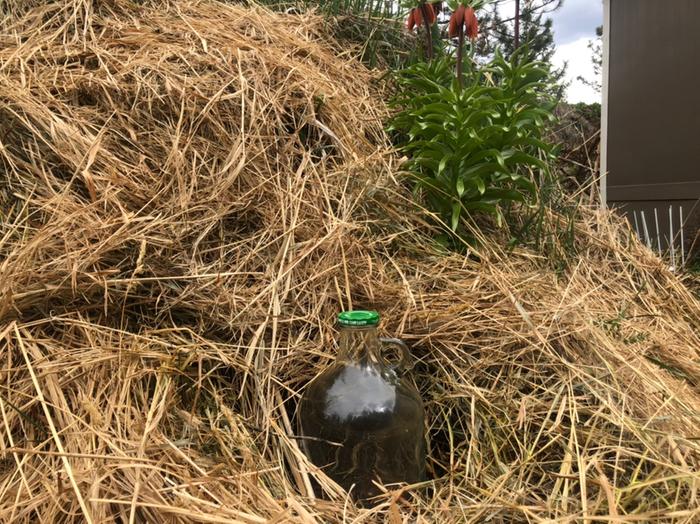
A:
[641,211,651,249]
[600,0,611,209]
[632,211,640,239]
[654,208,661,253]
[514,0,521,50]
[680,206,686,266]
[669,205,676,269]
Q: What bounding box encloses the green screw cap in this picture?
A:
[338,310,380,327]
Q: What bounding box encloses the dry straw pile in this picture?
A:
[1,0,699,521]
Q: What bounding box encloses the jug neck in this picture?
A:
[338,325,382,366]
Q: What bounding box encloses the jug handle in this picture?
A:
[380,337,411,373]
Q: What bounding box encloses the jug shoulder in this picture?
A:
[303,363,422,430]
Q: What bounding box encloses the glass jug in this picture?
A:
[298,310,425,503]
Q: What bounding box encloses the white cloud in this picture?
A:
[551,0,603,45]
[553,36,601,104]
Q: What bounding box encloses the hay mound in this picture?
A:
[1,1,700,521]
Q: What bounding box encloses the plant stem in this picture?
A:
[514,0,521,50]
[419,3,433,61]
[456,24,464,89]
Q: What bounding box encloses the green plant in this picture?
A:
[389,47,557,237]
[477,0,567,98]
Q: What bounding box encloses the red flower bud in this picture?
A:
[425,3,436,25]
[449,4,465,38]
[413,7,423,26]
[465,6,478,40]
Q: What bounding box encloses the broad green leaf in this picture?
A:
[451,202,461,231]
[456,177,465,197]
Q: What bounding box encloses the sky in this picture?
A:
[497,0,604,104]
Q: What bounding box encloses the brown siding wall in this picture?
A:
[606,0,700,254]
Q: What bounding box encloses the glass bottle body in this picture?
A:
[298,324,425,502]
